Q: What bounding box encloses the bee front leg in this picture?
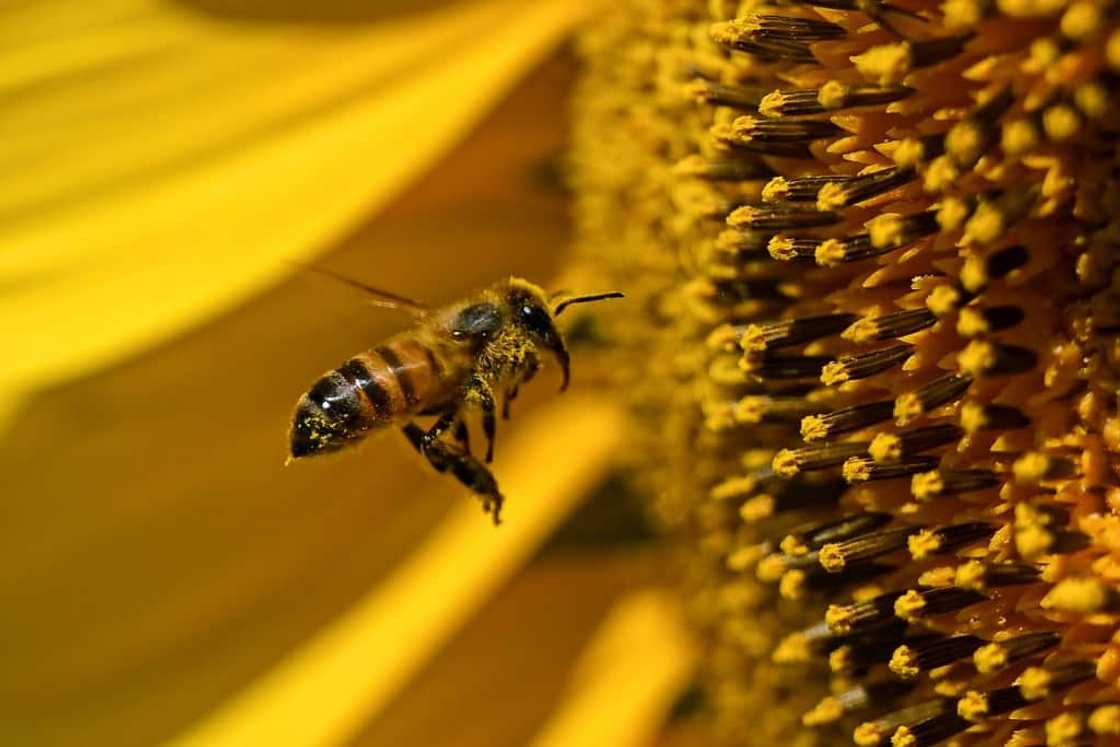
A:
[502,353,540,420]
[463,376,497,464]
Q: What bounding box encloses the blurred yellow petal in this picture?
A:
[531,590,696,747]
[173,396,624,747]
[0,0,596,418]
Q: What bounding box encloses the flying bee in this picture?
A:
[289,275,623,524]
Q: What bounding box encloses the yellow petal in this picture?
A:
[0,0,596,415]
[530,591,696,747]
[171,397,624,747]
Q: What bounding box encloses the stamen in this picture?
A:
[827,590,907,635]
[852,35,973,86]
[823,344,914,386]
[959,401,1030,433]
[892,134,946,169]
[762,174,853,203]
[762,82,914,118]
[711,15,847,45]
[959,244,1029,293]
[819,526,919,571]
[1041,576,1120,613]
[945,87,1014,168]
[853,700,949,747]
[955,305,1025,337]
[866,211,940,249]
[894,373,973,425]
[843,308,937,343]
[885,711,970,747]
[843,455,940,484]
[957,341,1038,377]
[813,234,882,266]
[957,685,1028,722]
[869,423,963,463]
[715,229,772,256]
[973,631,1059,674]
[893,587,987,622]
[911,468,1000,500]
[1019,661,1097,701]
[1012,451,1077,484]
[783,512,893,553]
[674,155,774,181]
[683,80,767,110]
[833,632,927,674]
[767,235,820,261]
[741,354,835,380]
[735,394,828,424]
[817,167,914,211]
[954,560,1040,591]
[907,522,996,559]
[889,635,984,678]
[773,441,870,476]
[731,116,844,144]
[727,205,842,231]
[742,313,858,352]
[802,400,896,441]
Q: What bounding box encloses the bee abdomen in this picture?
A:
[290,339,447,459]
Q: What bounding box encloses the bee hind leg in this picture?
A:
[401,420,504,524]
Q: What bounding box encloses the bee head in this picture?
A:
[506,278,623,392]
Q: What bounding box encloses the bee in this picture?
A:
[289,275,622,523]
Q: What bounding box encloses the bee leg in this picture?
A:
[453,420,472,456]
[464,376,497,464]
[401,420,504,524]
[502,354,540,420]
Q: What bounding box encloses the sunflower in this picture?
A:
[7,0,1120,745]
[575,0,1120,745]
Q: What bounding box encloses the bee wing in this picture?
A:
[306,265,428,316]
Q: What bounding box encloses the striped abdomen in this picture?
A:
[290,338,451,458]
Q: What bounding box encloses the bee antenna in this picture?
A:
[553,291,624,316]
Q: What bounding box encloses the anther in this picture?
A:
[852,35,972,86]
[727,205,842,231]
[741,354,835,380]
[945,86,1014,168]
[827,590,907,635]
[907,522,996,560]
[955,305,1025,337]
[819,526,919,571]
[1012,452,1077,484]
[889,635,985,678]
[742,313,858,353]
[735,394,828,424]
[973,631,1059,673]
[957,340,1038,378]
[866,211,939,249]
[773,441,870,476]
[816,167,914,211]
[673,155,774,182]
[683,80,767,110]
[869,423,963,463]
[892,134,946,169]
[784,512,893,553]
[911,468,1000,500]
[1041,576,1120,613]
[843,455,941,484]
[711,15,846,45]
[853,700,951,747]
[822,344,913,385]
[954,560,1041,591]
[1019,661,1097,701]
[843,308,937,343]
[802,400,896,441]
[762,174,853,203]
[893,373,973,425]
[956,685,1029,722]
[959,245,1028,293]
[894,587,987,622]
